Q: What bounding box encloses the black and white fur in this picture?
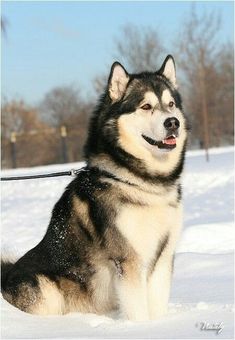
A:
[1,55,188,321]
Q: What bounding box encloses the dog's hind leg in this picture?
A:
[32,275,64,315]
[2,274,64,315]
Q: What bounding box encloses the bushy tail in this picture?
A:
[1,260,15,290]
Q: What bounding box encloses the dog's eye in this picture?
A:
[169,101,175,108]
[141,104,152,110]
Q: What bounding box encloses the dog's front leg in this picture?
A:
[147,253,174,320]
[115,260,149,321]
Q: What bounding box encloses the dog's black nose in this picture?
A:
[164,117,180,131]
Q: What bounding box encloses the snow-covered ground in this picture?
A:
[1,147,234,339]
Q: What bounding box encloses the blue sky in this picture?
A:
[2,1,234,105]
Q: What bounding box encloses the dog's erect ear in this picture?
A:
[108,62,129,101]
[158,55,177,87]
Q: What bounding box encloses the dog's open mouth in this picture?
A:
[142,134,177,150]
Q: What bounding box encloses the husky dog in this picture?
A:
[2,55,188,321]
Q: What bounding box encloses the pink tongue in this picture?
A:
[163,137,176,145]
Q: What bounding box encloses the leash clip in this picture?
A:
[70,169,79,176]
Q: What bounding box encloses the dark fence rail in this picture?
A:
[1,126,87,169]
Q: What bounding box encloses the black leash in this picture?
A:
[1,166,137,187]
[1,169,80,181]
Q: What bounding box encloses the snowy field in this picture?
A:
[1,147,234,339]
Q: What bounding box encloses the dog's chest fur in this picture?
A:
[116,189,182,266]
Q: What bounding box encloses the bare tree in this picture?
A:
[1,99,44,138]
[176,5,226,157]
[94,24,165,95]
[1,99,58,168]
[214,44,234,145]
[39,85,94,162]
[39,86,82,127]
[114,24,165,72]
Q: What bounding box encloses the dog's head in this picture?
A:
[86,55,188,180]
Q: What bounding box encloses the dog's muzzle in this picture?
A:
[142,117,180,150]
